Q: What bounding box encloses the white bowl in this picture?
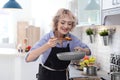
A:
[57,51,85,61]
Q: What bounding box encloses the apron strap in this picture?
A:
[36,64,41,79]
[42,64,67,71]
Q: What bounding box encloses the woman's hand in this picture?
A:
[47,37,58,47]
[74,46,90,55]
[74,47,84,51]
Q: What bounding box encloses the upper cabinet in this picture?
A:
[67,0,101,26]
[102,0,120,10]
[101,0,120,25]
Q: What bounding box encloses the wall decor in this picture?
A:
[99,28,116,46]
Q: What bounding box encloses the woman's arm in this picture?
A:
[26,37,58,62]
[70,34,91,55]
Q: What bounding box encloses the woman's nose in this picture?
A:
[64,23,69,28]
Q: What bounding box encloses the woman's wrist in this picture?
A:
[78,48,90,55]
[45,42,53,49]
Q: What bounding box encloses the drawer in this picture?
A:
[73,78,87,80]
[73,77,100,80]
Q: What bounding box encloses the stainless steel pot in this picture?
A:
[111,72,120,80]
[83,66,97,76]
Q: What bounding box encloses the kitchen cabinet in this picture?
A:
[102,0,120,10]
[102,0,120,25]
[101,7,120,25]
[0,48,39,80]
[0,55,14,80]
[17,21,40,49]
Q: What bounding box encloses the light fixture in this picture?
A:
[3,0,22,9]
[85,0,100,10]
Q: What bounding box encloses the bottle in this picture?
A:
[17,43,23,53]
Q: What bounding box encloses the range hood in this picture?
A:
[102,7,120,25]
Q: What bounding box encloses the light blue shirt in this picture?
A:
[26,31,90,64]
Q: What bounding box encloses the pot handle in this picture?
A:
[100,77,106,80]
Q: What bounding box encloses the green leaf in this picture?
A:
[86,28,93,35]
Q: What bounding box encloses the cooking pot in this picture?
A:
[83,66,97,76]
[111,72,120,80]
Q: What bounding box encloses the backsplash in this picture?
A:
[71,25,120,72]
[110,53,120,72]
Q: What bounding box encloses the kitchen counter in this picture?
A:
[0,48,38,80]
[68,64,111,80]
[0,48,26,56]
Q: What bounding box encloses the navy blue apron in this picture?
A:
[37,44,70,80]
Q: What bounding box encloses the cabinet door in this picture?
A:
[102,0,120,10]
[0,56,15,80]
[73,78,100,80]
[73,78,87,80]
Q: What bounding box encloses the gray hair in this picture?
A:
[52,8,77,31]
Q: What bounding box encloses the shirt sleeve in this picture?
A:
[70,34,91,55]
[25,33,49,62]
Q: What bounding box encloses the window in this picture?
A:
[0,10,15,48]
[67,0,101,26]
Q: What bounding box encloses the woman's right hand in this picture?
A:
[47,37,58,47]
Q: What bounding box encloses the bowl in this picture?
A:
[57,51,85,61]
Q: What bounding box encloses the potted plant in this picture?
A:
[99,29,108,36]
[99,29,109,46]
[86,28,94,43]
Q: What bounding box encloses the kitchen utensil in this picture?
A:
[54,31,72,41]
[111,72,120,80]
[83,66,97,76]
[57,51,85,61]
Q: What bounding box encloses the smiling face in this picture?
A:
[52,8,77,37]
[57,17,73,35]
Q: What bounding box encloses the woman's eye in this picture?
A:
[61,22,65,25]
[68,23,72,26]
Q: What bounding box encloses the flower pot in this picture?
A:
[89,35,94,43]
[102,36,109,46]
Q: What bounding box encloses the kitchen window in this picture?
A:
[0,10,16,48]
[67,0,101,26]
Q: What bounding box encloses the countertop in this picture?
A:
[68,64,111,80]
[0,48,26,56]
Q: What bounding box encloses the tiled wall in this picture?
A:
[71,25,120,72]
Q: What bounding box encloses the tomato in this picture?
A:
[83,55,89,60]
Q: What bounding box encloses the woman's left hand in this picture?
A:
[74,47,83,52]
[74,47,90,55]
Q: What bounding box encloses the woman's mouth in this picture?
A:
[61,27,69,33]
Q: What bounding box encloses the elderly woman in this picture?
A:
[25,8,91,80]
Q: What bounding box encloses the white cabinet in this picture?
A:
[20,56,39,80]
[0,48,39,80]
[102,0,120,25]
[102,0,120,10]
[0,55,14,80]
